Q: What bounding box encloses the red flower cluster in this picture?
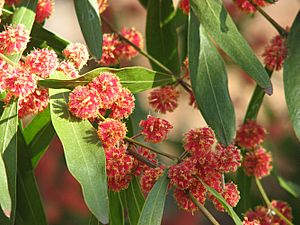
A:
[236,120,273,179]
[168,127,242,213]
[35,0,54,24]
[178,0,190,15]
[139,115,173,143]
[235,0,267,13]
[244,200,293,224]
[63,43,89,70]
[99,27,143,66]
[262,34,287,71]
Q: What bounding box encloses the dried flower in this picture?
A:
[139,115,173,143]
[148,86,180,114]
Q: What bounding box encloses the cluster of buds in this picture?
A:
[168,127,242,213]
[262,34,288,71]
[243,200,293,224]
[100,27,143,66]
[235,120,273,179]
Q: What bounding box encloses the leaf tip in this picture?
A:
[4,209,11,218]
[264,85,273,96]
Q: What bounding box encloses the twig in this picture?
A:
[255,178,294,225]
[127,145,157,168]
[188,192,220,225]
[101,16,174,75]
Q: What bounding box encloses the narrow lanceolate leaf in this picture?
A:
[123,177,145,225]
[146,0,180,74]
[137,171,169,225]
[49,75,109,224]
[0,101,18,220]
[283,11,300,140]
[16,131,47,225]
[199,178,243,225]
[276,175,300,198]
[74,0,102,60]
[190,0,273,94]
[38,67,176,93]
[109,191,124,225]
[236,168,252,217]
[188,14,236,146]
[22,108,55,167]
[9,0,38,63]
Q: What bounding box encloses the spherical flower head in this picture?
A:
[179,0,190,14]
[183,127,215,155]
[110,87,135,120]
[97,0,109,14]
[118,27,143,59]
[68,86,100,119]
[148,86,180,114]
[89,72,122,109]
[0,59,11,91]
[271,200,293,224]
[97,119,127,147]
[0,24,29,54]
[18,88,49,118]
[236,120,266,149]
[4,65,36,98]
[105,145,134,179]
[211,181,240,212]
[242,217,260,225]
[140,167,164,194]
[25,48,58,78]
[133,147,157,176]
[245,201,292,224]
[235,0,266,13]
[173,183,206,213]
[262,35,287,71]
[63,43,89,69]
[242,147,272,179]
[57,61,79,78]
[139,115,173,143]
[108,175,132,192]
[99,33,121,66]
[35,0,54,23]
[197,166,222,192]
[168,158,197,190]
[215,144,242,173]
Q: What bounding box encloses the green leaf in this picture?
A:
[146,0,180,74]
[28,24,70,57]
[16,131,47,225]
[8,0,38,63]
[236,167,252,217]
[188,13,236,146]
[123,177,145,225]
[137,171,169,225]
[283,11,300,140]
[0,101,18,221]
[199,178,243,225]
[244,68,273,121]
[138,0,148,8]
[109,191,124,225]
[49,75,109,224]
[39,67,176,93]
[275,175,300,198]
[74,0,102,60]
[22,108,55,167]
[190,0,273,94]
[89,215,102,225]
